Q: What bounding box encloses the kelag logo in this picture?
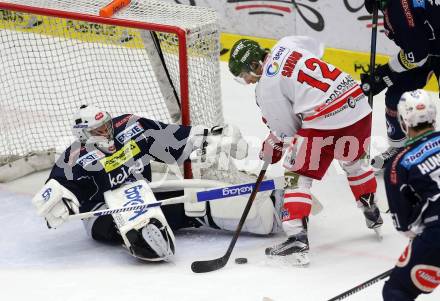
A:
[196,179,276,202]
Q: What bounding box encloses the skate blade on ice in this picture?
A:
[266,251,310,267]
[374,227,383,241]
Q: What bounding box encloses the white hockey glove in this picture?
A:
[190,124,249,163]
[32,179,80,229]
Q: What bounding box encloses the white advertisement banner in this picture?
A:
[166,0,399,55]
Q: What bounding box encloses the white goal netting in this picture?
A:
[0,0,223,181]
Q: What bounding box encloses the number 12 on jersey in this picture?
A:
[297,58,342,92]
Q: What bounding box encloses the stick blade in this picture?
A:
[191,257,227,273]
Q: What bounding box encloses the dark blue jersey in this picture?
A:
[384,131,440,232]
[49,114,192,212]
[383,0,440,64]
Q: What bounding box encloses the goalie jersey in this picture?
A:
[255,36,371,139]
[49,114,192,212]
[384,131,440,233]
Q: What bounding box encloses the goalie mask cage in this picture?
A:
[0,0,223,181]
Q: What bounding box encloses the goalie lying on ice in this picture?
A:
[32,104,278,262]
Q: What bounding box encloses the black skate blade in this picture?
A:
[191,257,227,273]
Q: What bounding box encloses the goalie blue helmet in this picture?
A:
[72,105,116,153]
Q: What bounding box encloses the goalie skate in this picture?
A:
[140,218,175,261]
[265,231,310,266]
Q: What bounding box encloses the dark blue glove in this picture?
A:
[360,64,394,96]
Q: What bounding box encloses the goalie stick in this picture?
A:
[68,175,281,221]
[327,268,392,301]
[191,161,269,273]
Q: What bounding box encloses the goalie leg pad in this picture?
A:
[209,191,275,235]
[104,181,175,261]
[83,203,122,243]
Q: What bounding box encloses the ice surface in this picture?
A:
[0,63,438,301]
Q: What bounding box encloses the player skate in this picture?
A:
[357,193,383,240]
[265,218,310,266]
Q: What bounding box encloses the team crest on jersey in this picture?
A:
[115,122,144,143]
[76,150,105,167]
[347,96,356,108]
[100,140,140,172]
[411,264,440,292]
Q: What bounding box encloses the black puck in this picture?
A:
[235,257,248,264]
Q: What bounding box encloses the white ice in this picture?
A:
[0,63,438,301]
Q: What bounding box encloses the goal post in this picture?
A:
[0,0,223,182]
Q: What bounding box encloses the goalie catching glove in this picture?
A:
[32,179,80,229]
[189,124,248,163]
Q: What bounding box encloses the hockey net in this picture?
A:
[0,0,223,182]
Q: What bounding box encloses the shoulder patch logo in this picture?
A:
[412,0,426,8]
[411,264,440,292]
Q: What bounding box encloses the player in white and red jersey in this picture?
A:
[229,36,383,265]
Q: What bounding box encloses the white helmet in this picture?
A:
[72,105,116,153]
[397,90,436,134]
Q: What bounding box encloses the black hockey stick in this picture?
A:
[327,268,393,301]
[191,161,270,273]
[366,3,379,159]
[367,4,379,108]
